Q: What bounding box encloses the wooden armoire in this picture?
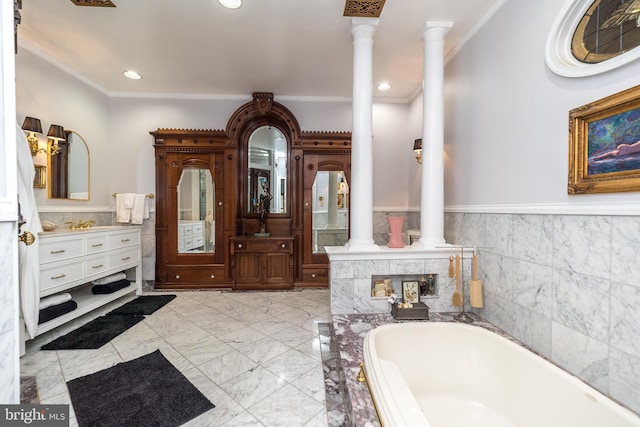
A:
[151,93,351,290]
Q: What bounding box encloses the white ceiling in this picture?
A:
[18,0,504,100]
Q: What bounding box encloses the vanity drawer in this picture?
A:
[40,238,84,264]
[85,255,109,278]
[85,235,108,255]
[40,261,85,295]
[108,247,140,269]
[108,231,140,250]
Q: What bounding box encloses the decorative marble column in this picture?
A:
[348,18,379,251]
[417,21,453,247]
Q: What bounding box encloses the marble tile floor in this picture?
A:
[21,289,335,427]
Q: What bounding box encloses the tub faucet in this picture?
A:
[77,219,96,229]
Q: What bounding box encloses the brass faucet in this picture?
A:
[78,219,96,229]
[65,220,95,230]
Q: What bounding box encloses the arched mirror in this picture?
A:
[312,171,349,253]
[177,168,215,254]
[247,126,287,214]
[48,130,89,200]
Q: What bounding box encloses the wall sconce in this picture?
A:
[21,117,44,156]
[338,175,347,192]
[47,124,66,156]
[413,138,422,164]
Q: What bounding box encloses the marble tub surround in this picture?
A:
[444,211,640,415]
[318,323,353,427]
[328,312,640,426]
[330,312,509,426]
[22,289,332,426]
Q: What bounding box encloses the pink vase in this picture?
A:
[387,216,405,248]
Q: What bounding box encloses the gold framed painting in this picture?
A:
[569,84,640,194]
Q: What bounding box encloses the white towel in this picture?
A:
[39,293,72,310]
[131,194,149,225]
[91,272,126,285]
[123,193,135,209]
[17,123,44,339]
[116,193,132,223]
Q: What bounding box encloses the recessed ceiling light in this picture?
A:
[123,70,142,80]
[218,0,241,9]
[377,82,391,91]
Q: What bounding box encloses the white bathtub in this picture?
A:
[363,322,640,427]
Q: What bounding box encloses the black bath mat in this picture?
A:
[67,350,214,427]
[107,295,176,316]
[41,315,144,350]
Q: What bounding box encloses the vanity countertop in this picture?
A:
[39,225,141,238]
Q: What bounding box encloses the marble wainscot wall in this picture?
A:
[445,211,640,415]
[38,211,156,290]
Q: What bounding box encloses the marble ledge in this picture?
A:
[325,244,474,261]
[38,225,142,238]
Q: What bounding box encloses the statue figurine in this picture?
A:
[255,183,273,236]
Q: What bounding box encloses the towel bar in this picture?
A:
[112,193,154,199]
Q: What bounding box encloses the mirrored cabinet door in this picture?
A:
[157,149,225,288]
[177,168,215,254]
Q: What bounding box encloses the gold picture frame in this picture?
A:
[569,84,640,194]
[402,280,419,304]
[33,165,46,189]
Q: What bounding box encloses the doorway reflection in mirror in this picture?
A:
[312,171,349,253]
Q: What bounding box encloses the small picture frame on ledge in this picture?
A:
[402,280,420,304]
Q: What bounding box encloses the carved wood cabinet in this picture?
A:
[151,93,351,290]
[230,236,294,289]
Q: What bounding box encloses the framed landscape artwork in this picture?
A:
[569,84,640,194]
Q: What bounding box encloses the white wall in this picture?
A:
[16,48,111,209]
[443,0,640,208]
[17,49,413,212]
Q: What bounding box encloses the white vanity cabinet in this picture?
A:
[34,226,143,337]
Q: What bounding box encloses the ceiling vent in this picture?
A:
[343,0,386,18]
[70,0,116,7]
